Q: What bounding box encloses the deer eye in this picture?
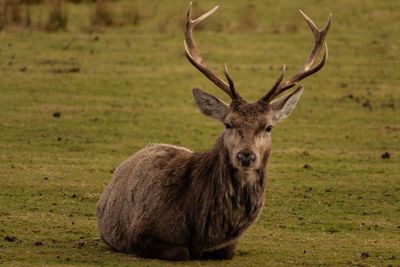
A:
[265,125,273,133]
[224,123,232,129]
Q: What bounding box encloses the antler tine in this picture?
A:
[278,43,328,93]
[260,65,286,102]
[260,11,331,103]
[300,10,331,69]
[184,2,241,100]
[224,64,240,100]
[188,2,219,28]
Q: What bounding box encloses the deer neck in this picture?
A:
[188,135,268,249]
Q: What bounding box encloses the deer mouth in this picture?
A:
[234,160,258,171]
[240,161,252,168]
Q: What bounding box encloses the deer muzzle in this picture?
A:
[237,150,256,167]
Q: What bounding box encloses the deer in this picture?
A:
[96,2,331,261]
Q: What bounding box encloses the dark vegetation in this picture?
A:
[0,0,144,31]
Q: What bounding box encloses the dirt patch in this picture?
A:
[385,126,400,132]
[339,93,360,103]
[77,240,85,249]
[303,164,312,169]
[52,67,80,74]
[361,252,370,258]
[362,99,372,111]
[4,236,17,242]
[53,111,61,118]
[339,93,396,111]
[339,93,373,110]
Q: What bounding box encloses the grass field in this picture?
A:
[0,0,399,266]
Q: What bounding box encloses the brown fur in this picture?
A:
[96,100,280,260]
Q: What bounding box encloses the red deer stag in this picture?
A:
[97,2,331,261]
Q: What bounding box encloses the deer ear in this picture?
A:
[270,86,304,124]
[192,88,228,121]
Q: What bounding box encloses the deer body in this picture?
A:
[97,135,266,259]
[97,2,331,261]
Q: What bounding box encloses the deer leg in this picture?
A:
[201,241,237,260]
[133,235,190,261]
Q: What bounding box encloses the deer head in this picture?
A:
[184,3,331,171]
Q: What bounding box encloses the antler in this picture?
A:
[260,10,332,102]
[184,2,241,100]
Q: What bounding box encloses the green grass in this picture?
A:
[0,0,399,266]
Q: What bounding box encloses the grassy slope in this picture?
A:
[0,0,399,266]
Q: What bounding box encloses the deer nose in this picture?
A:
[237,150,256,167]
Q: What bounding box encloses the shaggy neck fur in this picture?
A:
[185,134,269,256]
